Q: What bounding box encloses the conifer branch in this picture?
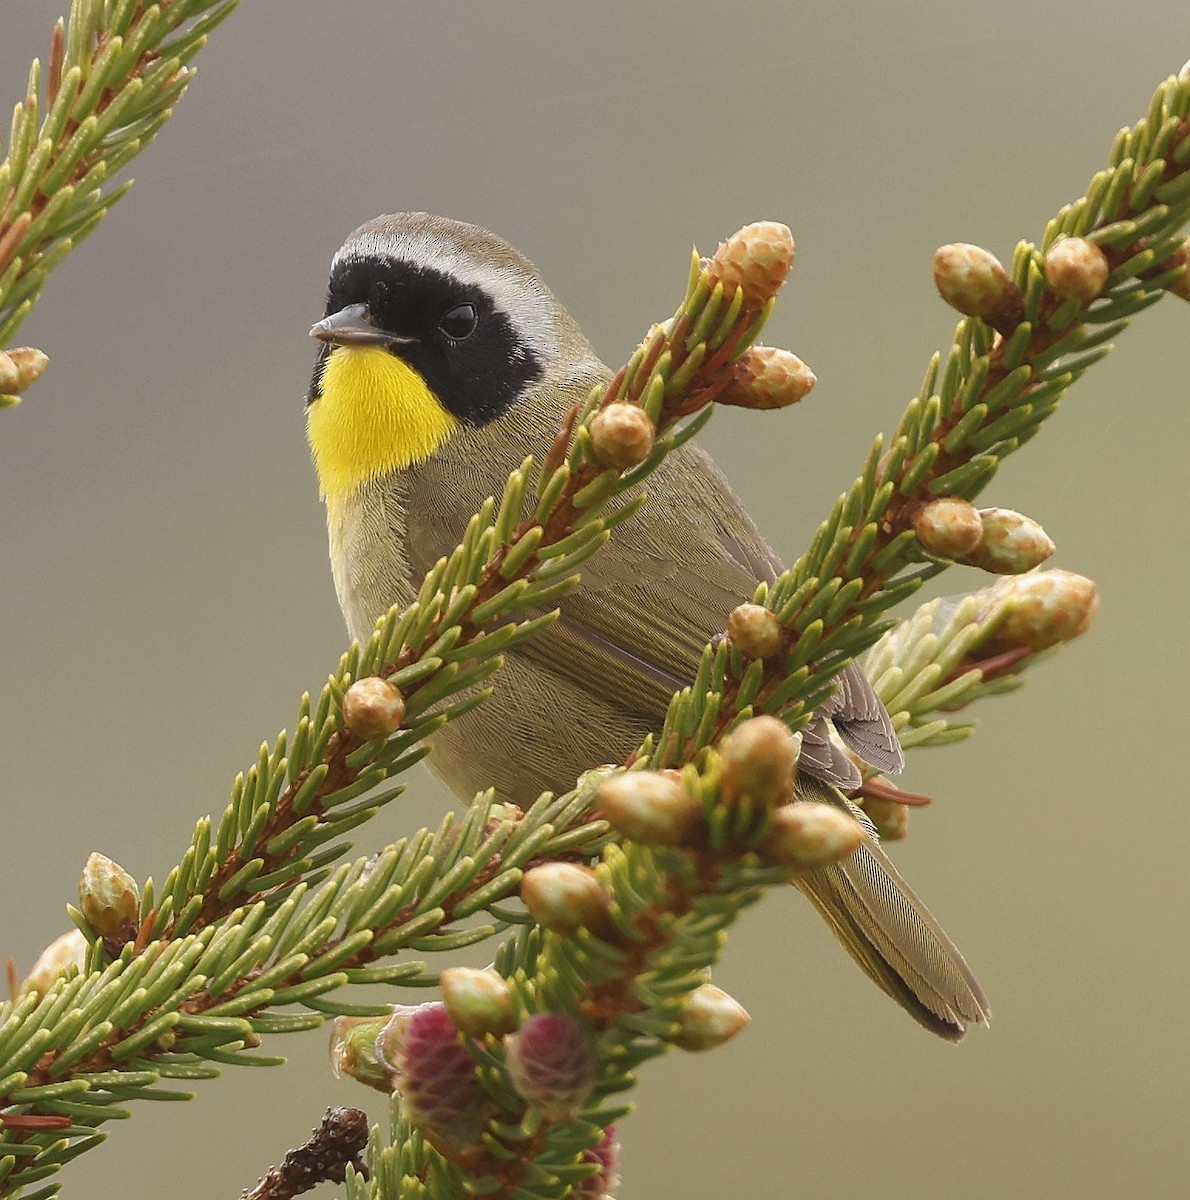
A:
[0,221,792,1195]
[0,0,240,361]
[1,37,1187,1198]
[637,66,1190,780]
[337,718,855,1200]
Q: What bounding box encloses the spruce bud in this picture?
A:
[440,967,517,1038]
[4,346,48,391]
[933,243,1018,318]
[720,716,801,807]
[674,983,751,1051]
[0,351,19,393]
[328,1015,390,1092]
[589,402,655,470]
[342,676,406,740]
[23,929,88,997]
[985,569,1099,653]
[708,221,795,305]
[381,1003,486,1161]
[504,1012,597,1121]
[596,770,702,845]
[521,863,614,935]
[913,497,984,559]
[965,508,1055,575]
[727,602,783,659]
[762,801,864,868]
[718,346,816,410]
[1044,237,1110,302]
[78,852,140,940]
[575,1127,621,1199]
[861,795,910,842]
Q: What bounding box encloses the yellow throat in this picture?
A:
[307,345,460,501]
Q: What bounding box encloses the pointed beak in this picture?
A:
[309,303,414,348]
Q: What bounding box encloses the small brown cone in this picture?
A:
[673,983,751,1051]
[0,351,19,393]
[1044,237,1110,303]
[861,795,910,842]
[342,676,406,739]
[719,716,800,807]
[965,508,1055,575]
[78,852,140,940]
[708,221,795,306]
[520,863,613,935]
[914,497,984,559]
[589,402,655,469]
[718,346,816,410]
[23,930,88,997]
[761,801,864,868]
[727,602,783,659]
[984,569,1099,653]
[933,243,1019,318]
[4,347,48,391]
[596,770,702,846]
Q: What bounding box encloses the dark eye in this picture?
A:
[439,302,478,339]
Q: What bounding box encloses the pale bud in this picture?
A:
[718,346,816,410]
[504,1012,597,1120]
[329,1015,390,1091]
[596,771,702,846]
[933,243,1019,318]
[1044,237,1110,302]
[3,347,48,391]
[342,676,406,740]
[23,929,88,997]
[521,863,613,935]
[861,795,910,842]
[719,716,800,807]
[964,508,1055,574]
[727,602,783,659]
[762,801,864,868]
[913,497,984,559]
[589,402,655,470]
[78,852,140,940]
[708,221,795,306]
[440,967,516,1038]
[985,569,1099,653]
[673,983,751,1051]
[0,351,19,393]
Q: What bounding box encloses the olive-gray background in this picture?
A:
[2,3,1187,1197]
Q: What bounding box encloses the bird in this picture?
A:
[305,212,990,1040]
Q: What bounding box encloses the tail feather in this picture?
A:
[792,775,990,1041]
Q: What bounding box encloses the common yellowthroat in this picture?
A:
[306,213,989,1040]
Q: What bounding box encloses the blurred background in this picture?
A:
[1,3,1188,1197]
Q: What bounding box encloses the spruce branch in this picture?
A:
[637,66,1190,781]
[341,718,855,1200]
[1,46,1187,1200]
[0,222,794,1194]
[0,0,241,356]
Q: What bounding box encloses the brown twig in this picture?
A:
[240,1107,369,1200]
